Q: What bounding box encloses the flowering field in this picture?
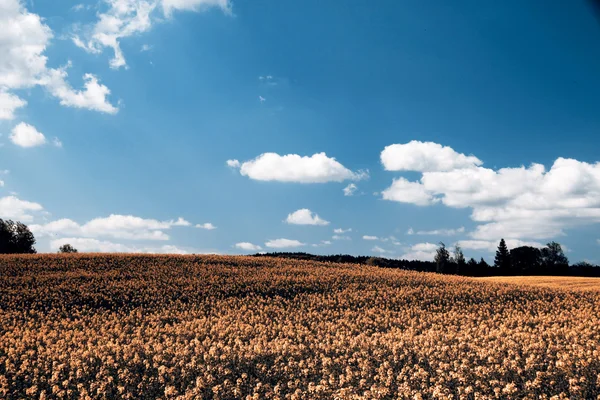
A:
[1,254,599,399]
[477,276,600,292]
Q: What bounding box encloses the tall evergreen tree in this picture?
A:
[434,242,450,273]
[494,238,511,273]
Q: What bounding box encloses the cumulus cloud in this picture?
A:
[400,242,438,261]
[9,123,46,147]
[49,237,191,254]
[0,0,117,114]
[226,159,240,168]
[73,0,231,69]
[381,178,435,206]
[381,141,482,172]
[382,142,600,241]
[265,238,304,248]
[415,227,465,236]
[229,152,368,183]
[285,209,329,226]
[196,222,216,230]
[363,235,378,240]
[343,183,358,196]
[0,90,26,120]
[31,214,192,241]
[0,195,44,222]
[332,235,351,240]
[235,242,262,251]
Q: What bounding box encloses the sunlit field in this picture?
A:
[477,276,600,292]
[1,254,599,399]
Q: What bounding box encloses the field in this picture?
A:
[1,255,600,399]
[477,276,600,292]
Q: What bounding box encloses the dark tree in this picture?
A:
[0,219,36,254]
[59,244,78,253]
[510,246,542,274]
[452,244,465,275]
[541,242,569,274]
[434,242,451,273]
[494,239,511,274]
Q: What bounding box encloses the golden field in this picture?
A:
[1,254,599,399]
[477,276,600,292]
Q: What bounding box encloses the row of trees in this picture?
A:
[0,219,77,254]
[434,239,571,276]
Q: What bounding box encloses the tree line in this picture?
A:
[258,239,600,278]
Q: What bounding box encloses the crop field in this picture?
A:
[1,254,600,399]
[476,276,600,292]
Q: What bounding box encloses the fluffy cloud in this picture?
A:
[74,0,231,69]
[332,235,351,240]
[0,90,26,120]
[31,214,191,241]
[312,240,332,247]
[229,152,368,183]
[381,178,435,206]
[381,141,482,172]
[0,195,44,222]
[196,222,216,230]
[285,209,329,226]
[265,238,305,248]
[343,183,358,196]
[235,242,262,251]
[49,237,191,254]
[9,123,46,147]
[415,227,465,236]
[382,142,600,241]
[1,0,117,113]
[400,242,438,261]
[363,235,378,240]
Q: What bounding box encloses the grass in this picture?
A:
[477,275,600,291]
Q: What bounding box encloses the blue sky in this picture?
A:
[1,0,600,263]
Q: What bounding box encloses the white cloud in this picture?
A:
[381,178,435,206]
[0,195,44,222]
[226,159,240,168]
[311,240,331,247]
[196,222,216,230]
[265,238,305,248]
[382,142,600,242]
[31,214,191,241]
[400,242,438,261]
[42,68,118,114]
[258,95,266,103]
[343,183,357,196]
[381,141,482,172]
[235,242,262,251]
[363,235,378,240]
[0,90,26,120]
[140,43,152,52]
[406,228,414,235]
[285,208,329,226]
[52,137,63,148]
[416,227,465,236]
[49,237,190,254]
[73,0,231,69]
[0,0,117,114]
[334,228,351,234]
[9,123,46,148]
[231,152,368,183]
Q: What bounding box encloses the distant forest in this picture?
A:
[256,240,600,278]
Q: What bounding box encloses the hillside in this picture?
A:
[1,254,599,398]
